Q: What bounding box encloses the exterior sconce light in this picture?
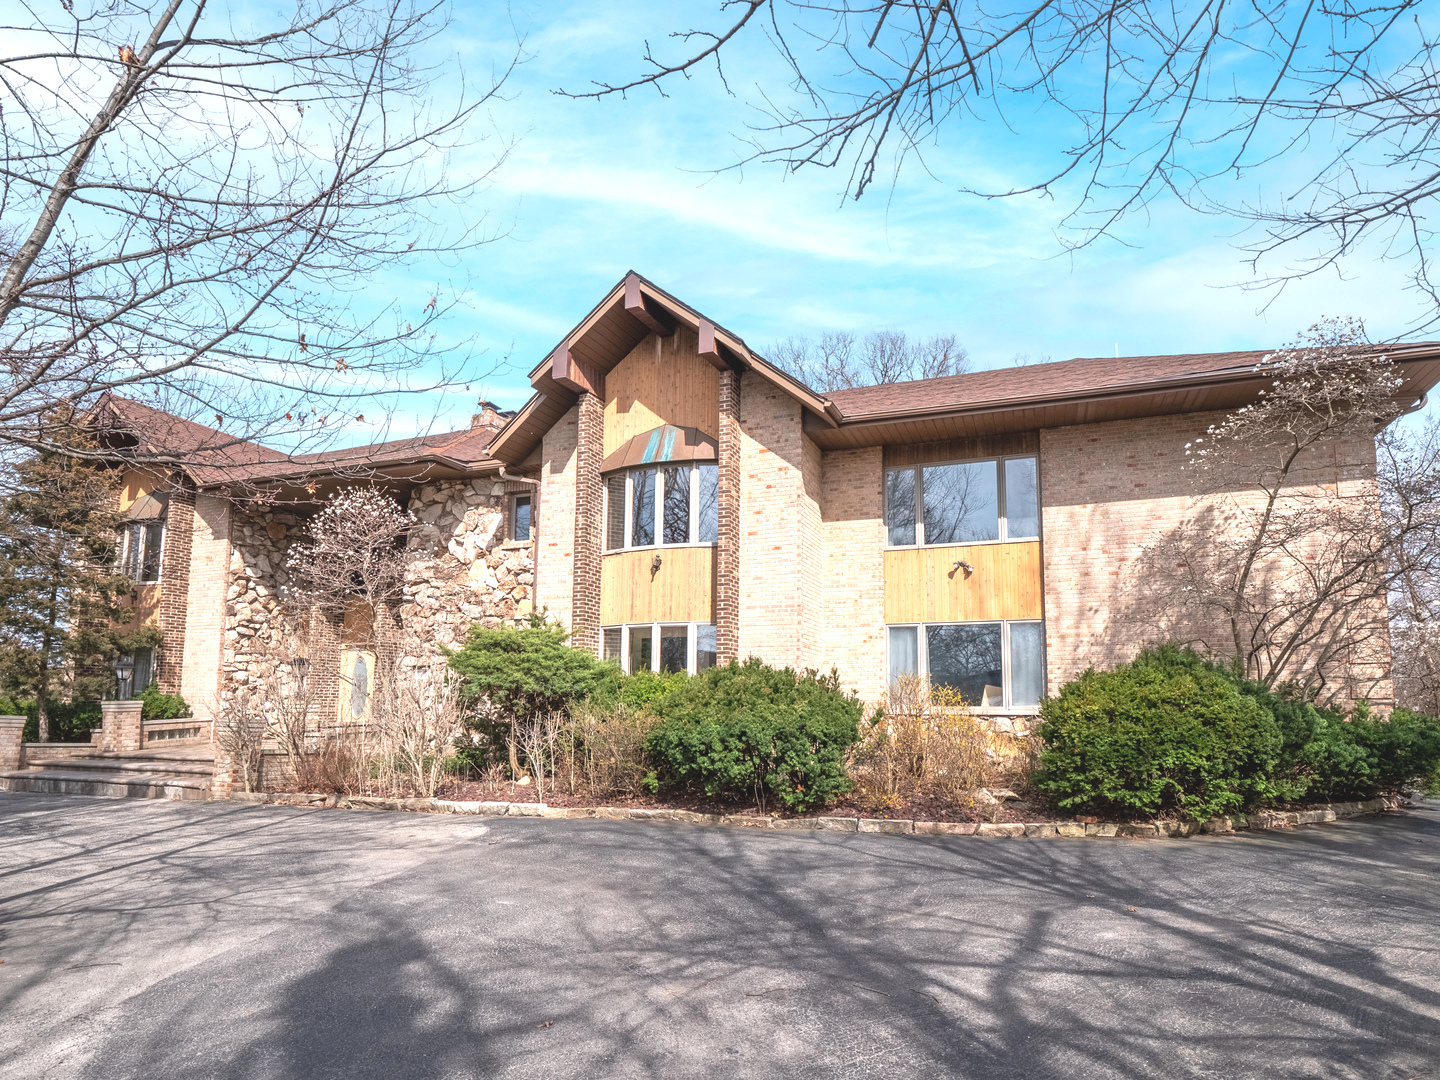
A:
[651,553,663,578]
[953,560,974,575]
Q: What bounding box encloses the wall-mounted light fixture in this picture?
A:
[952,559,974,576]
[651,553,663,578]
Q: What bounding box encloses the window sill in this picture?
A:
[883,537,1041,551]
[603,542,719,555]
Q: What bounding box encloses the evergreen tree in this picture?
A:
[0,453,158,740]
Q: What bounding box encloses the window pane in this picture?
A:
[1010,622,1044,707]
[513,496,532,542]
[350,654,370,718]
[888,626,918,682]
[133,649,153,695]
[628,626,653,674]
[140,524,163,581]
[924,462,999,544]
[926,623,1003,708]
[885,469,916,545]
[1004,458,1039,539]
[662,465,690,544]
[606,475,626,549]
[660,626,688,673]
[696,624,717,671]
[631,469,655,547]
[602,627,622,663]
[697,464,719,543]
[121,525,141,579]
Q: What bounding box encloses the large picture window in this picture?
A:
[887,620,1044,709]
[116,523,165,584]
[602,622,718,675]
[605,463,719,551]
[885,456,1038,547]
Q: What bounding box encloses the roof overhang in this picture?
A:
[804,349,1440,451]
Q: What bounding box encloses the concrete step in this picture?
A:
[0,768,210,801]
[32,756,215,778]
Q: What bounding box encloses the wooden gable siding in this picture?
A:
[603,327,720,458]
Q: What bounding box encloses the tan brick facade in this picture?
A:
[736,372,823,670]
[1039,412,1393,703]
[536,404,579,628]
[570,392,603,654]
[179,494,231,718]
[156,482,195,694]
[715,369,742,663]
[819,447,886,702]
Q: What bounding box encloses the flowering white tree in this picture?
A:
[1140,318,1440,700]
[284,488,416,634]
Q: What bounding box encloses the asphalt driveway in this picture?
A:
[0,792,1437,1080]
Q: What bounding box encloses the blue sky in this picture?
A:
[332,2,1438,438]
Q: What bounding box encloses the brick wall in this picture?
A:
[156,481,195,693]
[819,446,886,704]
[715,369,742,663]
[1039,412,1392,704]
[179,494,231,718]
[737,373,821,669]
[570,392,603,654]
[537,404,579,630]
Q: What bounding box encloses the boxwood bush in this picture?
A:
[643,659,863,812]
[1038,646,1440,819]
[1035,646,1282,820]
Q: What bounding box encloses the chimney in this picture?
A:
[471,399,514,430]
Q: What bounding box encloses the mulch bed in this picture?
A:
[270,777,1057,824]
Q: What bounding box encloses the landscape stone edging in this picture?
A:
[217,791,1408,837]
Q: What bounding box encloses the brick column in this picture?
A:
[100,701,144,753]
[157,481,196,694]
[716,369,742,664]
[570,389,604,655]
[0,716,24,771]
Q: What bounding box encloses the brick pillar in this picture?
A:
[570,389,604,655]
[0,716,24,771]
[157,481,196,694]
[716,369,742,664]
[100,701,144,753]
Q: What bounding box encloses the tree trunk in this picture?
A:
[36,581,60,743]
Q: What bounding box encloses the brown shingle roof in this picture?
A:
[95,394,505,487]
[823,350,1276,419]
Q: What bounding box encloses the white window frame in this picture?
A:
[603,463,718,552]
[602,621,718,675]
[884,453,1040,549]
[511,493,533,542]
[116,522,165,584]
[886,619,1046,711]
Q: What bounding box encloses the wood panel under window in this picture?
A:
[603,326,720,457]
[118,584,162,628]
[884,542,1042,623]
[601,547,715,625]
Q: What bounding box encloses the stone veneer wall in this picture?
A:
[1039,411,1392,704]
[736,372,822,670]
[218,480,534,709]
[536,405,579,630]
[819,446,887,704]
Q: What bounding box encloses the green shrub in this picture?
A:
[643,659,863,812]
[16,701,103,743]
[1355,707,1440,796]
[1035,645,1282,820]
[138,683,191,722]
[447,616,614,770]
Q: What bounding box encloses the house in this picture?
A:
[30,272,1440,794]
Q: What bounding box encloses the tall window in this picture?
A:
[117,523,164,583]
[884,456,1038,546]
[512,495,532,542]
[602,623,718,675]
[605,463,719,550]
[887,620,1044,709]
